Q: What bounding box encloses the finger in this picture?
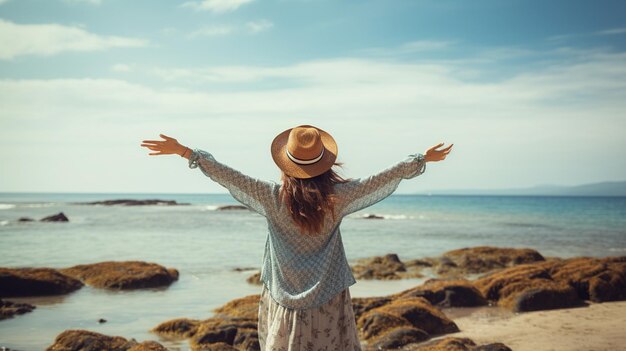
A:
[149,151,164,155]
[443,144,454,151]
[141,143,160,147]
[160,134,174,140]
[142,140,164,144]
[429,142,444,151]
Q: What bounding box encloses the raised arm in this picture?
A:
[187,148,277,218]
[336,142,452,216]
[141,134,277,218]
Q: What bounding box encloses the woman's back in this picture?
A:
[188,148,427,309]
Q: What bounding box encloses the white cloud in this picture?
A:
[111,64,133,73]
[0,19,148,60]
[181,0,254,13]
[188,25,233,38]
[246,19,273,34]
[596,27,626,36]
[1,49,625,192]
[358,40,452,56]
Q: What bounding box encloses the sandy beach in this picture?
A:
[441,301,626,351]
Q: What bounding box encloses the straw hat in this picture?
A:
[271,124,338,179]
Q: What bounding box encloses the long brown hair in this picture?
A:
[279,162,352,236]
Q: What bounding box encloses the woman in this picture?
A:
[141,124,452,351]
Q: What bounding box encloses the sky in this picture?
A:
[0,0,625,194]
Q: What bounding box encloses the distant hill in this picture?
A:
[416,180,626,196]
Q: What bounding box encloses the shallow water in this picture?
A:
[1,193,625,350]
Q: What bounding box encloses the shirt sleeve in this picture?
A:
[188,148,277,218]
[336,153,426,216]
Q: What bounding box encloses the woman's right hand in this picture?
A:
[424,142,453,162]
[141,134,188,156]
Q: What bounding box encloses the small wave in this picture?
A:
[0,220,9,226]
[21,203,56,208]
[0,203,16,210]
[609,248,626,252]
[381,214,415,220]
[204,205,220,211]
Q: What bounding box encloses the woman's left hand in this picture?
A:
[141,134,187,156]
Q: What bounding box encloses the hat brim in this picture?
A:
[271,125,338,179]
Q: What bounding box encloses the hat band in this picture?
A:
[286,148,324,165]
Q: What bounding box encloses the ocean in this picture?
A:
[1,192,625,350]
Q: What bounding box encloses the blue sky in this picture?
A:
[1,0,625,193]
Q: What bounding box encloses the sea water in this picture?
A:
[1,193,625,350]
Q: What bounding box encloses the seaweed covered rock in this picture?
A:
[475,264,583,312]
[245,271,262,285]
[392,279,487,307]
[0,298,36,320]
[437,246,545,277]
[547,256,626,302]
[45,329,167,351]
[403,337,512,351]
[152,294,261,351]
[357,296,458,349]
[151,317,202,338]
[59,261,179,290]
[212,293,261,320]
[0,267,83,297]
[351,253,424,280]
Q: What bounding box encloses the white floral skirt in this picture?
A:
[257,284,363,351]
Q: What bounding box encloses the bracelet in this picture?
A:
[180,147,190,158]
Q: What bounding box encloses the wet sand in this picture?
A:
[442,301,626,351]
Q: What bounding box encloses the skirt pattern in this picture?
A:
[257,285,363,351]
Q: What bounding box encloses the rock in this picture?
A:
[190,317,259,350]
[351,296,393,321]
[232,328,260,351]
[351,253,423,280]
[392,279,487,307]
[40,212,69,222]
[17,217,35,222]
[362,214,384,219]
[233,267,256,272]
[98,318,107,323]
[0,267,83,297]
[211,294,261,320]
[127,341,169,351]
[75,199,187,206]
[435,246,545,277]
[475,264,583,312]
[359,310,414,340]
[151,318,202,338]
[0,298,36,320]
[216,205,249,211]
[547,256,626,302]
[153,295,261,350]
[357,296,458,347]
[370,326,429,349]
[246,271,261,285]
[59,261,179,290]
[192,342,239,350]
[405,259,434,267]
[404,337,512,351]
[45,329,167,351]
